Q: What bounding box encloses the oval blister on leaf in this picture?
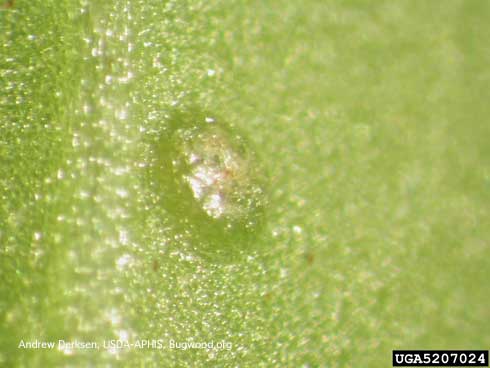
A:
[149,109,267,257]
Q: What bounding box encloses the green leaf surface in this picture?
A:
[1,0,489,367]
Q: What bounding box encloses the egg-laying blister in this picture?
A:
[150,110,268,259]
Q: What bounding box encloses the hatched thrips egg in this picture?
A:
[150,109,267,253]
[174,123,264,222]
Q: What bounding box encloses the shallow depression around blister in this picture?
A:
[146,112,268,258]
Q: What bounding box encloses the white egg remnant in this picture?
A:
[173,123,265,224]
